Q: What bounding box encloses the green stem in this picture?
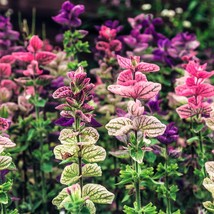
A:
[0,204,6,214]
[199,131,206,177]
[165,145,171,214]
[134,131,141,212]
[75,118,83,194]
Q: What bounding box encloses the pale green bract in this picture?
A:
[82,145,106,162]
[105,115,166,138]
[82,163,102,177]
[0,156,12,170]
[53,144,79,160]
[60,163,80,185]
[83,184,115,204]
[203,201,214,212]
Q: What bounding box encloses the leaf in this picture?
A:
[52,188,68,209]
[203,201,214,212]
[82,163,102,177]
[130,148,144,163]
[60,163,80,185]
[205,161,214,179]
[80,127,99,145]
[205,117,214,131]
[108,81,161,100]
[54,145,79,160]
[109,150,129,159]
[203,177,214,195]
[105,117,133,136]
[59,129,79,145]
[187,136,199,145]
[0,156,12,170]
[82,145,106,163]
[0,136,16,148]
[117,55,131,69]
[36,51,56,65]
[136,62,160,73]
[52,86,72,99]
[85,200,96,214]
[133,115,166,137]
[82,184,114,204]
[0,192,8,204]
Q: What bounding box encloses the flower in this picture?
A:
[52,1,85,28]
[157,123,179,145]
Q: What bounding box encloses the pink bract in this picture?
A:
[0,118,10,131]
[0,63,11,78]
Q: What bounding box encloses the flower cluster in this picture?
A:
[153,32,200,66]
[0,15,20,57]
[175,60,214,119]
[52,0,85,28]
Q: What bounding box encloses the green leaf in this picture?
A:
[2,180,13,191]
[41,162,53,173]
[0,156,12,170]
[0,192,8,204]
[85,200,96,214]
[82,145,106,163]
[203,201,214,212]
[83,184,114,204]
[82,163,102,177]
[60,163,80,185]
[105,117,133,136]
[130,148,144,163]
[187,136,199,144]
[169,185,179,201]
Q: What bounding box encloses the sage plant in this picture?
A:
[52,67,114,213]
[106,55,166,213]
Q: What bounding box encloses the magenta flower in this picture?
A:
[52,1,85,28]
[0,118,10,131]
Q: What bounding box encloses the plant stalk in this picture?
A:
[165,145,171,214]
[198,130,206,177]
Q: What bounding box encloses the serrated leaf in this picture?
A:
[83,184,114,204]
[133,115,166,137]
[203,201,214,212]
[82,163,102,177]
[60,163,80,185]
[54,145,79,160]
[0,156,12,170]
[82,145,106,163]
[105,117,133,136]
[85,200,96,214]
[59,129,79,145]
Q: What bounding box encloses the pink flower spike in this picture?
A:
[0,118,10,131]
[36,51,56,65]
[27,35,43,52]
[0,63,11,78]
[23,60,43,76]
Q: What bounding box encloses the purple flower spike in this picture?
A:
[157,122,179,145]
[52,1,85,28]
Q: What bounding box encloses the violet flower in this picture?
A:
[52,1,85,28]
[157,122,179,145]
